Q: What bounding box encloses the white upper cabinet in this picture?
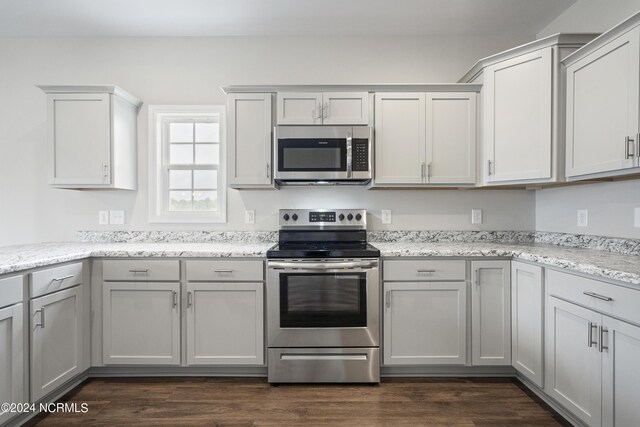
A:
[227,93,274,188]
[459,34,598,186]
[276,92,368,125]
[374,91,478,186]
[38,85,142,190]
[565,21,640,179]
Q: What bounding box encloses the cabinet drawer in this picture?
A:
[383,260,466,281]
[31,262,83,298]
[546,269,640,325]
[103,260,179,281]
[186,260,264,282]
[0,275,23,308]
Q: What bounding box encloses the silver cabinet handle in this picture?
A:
[172,291,178,308]
[474,269,479,286]
[588,322,598,348]
[583,291,613,302]
[487,160,492,176]
[625,136,635,159]
[316,103,323,120]
[599,326,608,352]
[214,269,234,273]
[35,308,45,328]
[421,163,426,181]
[417,269,436,273]
[187,291,193,308]
[385,290,391,308]
[129,269,149,274]
[52,274,74,282]
[102,163,109,180]
[266,162,270,178]
[323,102,328,119]
[427,163,432,180]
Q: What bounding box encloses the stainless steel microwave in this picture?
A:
[274,126,372,185]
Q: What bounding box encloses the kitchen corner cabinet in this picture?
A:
[565,21,640,179]
[0,274,24,425]
[374,91,477,186]
[227,93,275,188]
[511,262,544,387]
[38,85,142,190]
[471,261,511,366]
[276,91,369,125]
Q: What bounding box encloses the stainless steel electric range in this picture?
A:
[266,209,380,384]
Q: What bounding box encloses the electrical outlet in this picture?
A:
[635,208,640,228]
[577,209,588,227]
[98,210,109,225]
[381,210,392,224]
[109,210,125,225]
[245,210,255,224]
[471,209,483,224]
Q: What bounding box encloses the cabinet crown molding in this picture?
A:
[37,84,142,108]
[221,83,481,94]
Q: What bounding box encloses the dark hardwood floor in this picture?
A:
[25,377,568,426]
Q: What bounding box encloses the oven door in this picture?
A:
[267,259,379,348]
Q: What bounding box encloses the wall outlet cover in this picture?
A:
[109,210,125,225]
[381,210,392,224]
[577,209,588,227]
[471,209,482,224]
[245,210,255,224]
[98,210,109,225]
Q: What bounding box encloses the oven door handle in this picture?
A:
[268,260,378,270]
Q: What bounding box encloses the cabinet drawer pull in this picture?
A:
[52,274,74,282]
[35,308,45,328]
[599,326,609,353]
[385,290,391,308]
[187,291,193,308]
[487,160,492,176]
[417,269,436,273]
[214,269,234,273]
[266,162,270,178]
[172,291,178,308]
[583,291,613,302]
[128,269,149,274]
[625,136,635,159]
[588,322,597,348]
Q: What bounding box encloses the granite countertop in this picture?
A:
[0,240,639,288]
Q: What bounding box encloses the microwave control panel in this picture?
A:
[352,139,369,172]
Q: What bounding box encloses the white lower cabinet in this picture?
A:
[186,283,264,365]
[511,262,544,387]
[383,281,467,365]
[0,303,24,424]
[31,286,84,402]
[102,282,181,365]
[471,261,511,365]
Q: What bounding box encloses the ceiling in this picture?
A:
[0,0,576,37]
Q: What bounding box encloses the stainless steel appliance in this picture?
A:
[266,209,380,383]
[274,126,372,185]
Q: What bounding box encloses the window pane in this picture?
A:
[169,123,194,143]
[170,144,194,164]
[194,191,217,211]
[195,122,219,143]
[169,170,192,190]
[169,191,192,211]
[194,170,217,189]
[195,144,219,165]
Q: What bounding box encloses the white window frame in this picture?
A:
[148,105,226,223]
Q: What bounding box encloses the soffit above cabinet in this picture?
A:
[221,84,482,94]
[458,33,600,83]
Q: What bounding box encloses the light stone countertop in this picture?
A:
[0,240,639,288]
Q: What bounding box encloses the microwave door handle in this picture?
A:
[346,132,353,178]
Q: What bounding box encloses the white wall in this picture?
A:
[0,35,536,245]
[535,1,640,238]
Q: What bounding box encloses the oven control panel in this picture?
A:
[280,209,366,229]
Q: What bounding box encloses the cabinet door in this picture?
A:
[322,92,369,125]
[383,282,466,365]
[471,261,511,365]
[426,92,476,184]
[0,304,23,425]
[546,297,602,426]
[48,93,111,185]
[186,283,263,365]
[484,48,552,182]
[602,316,640,427]
[566,27,640,177]
[276,92,323,125]
[102,282,180,365]
[374,93,426,184]
[228,93,273,187]
[31,286,84,402]
[511,262,544,387]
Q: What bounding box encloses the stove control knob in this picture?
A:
[292,213,298,221]
[283,213,290,221]
[347,213,354,221]
[355,213,362,221]
[338,213,345,221]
